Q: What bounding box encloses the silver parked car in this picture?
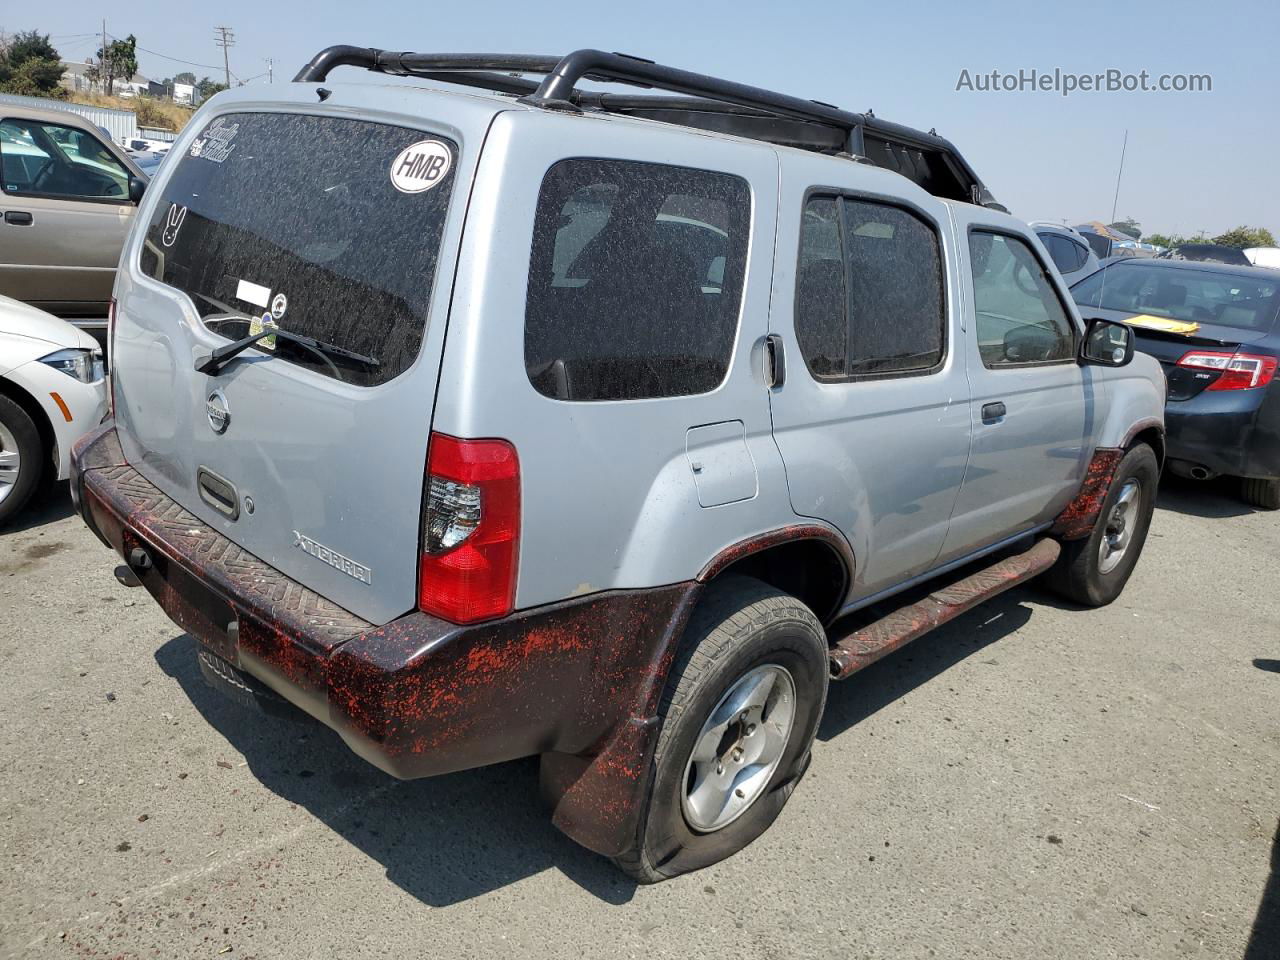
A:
[72,48,1165,882]
[0,103,147,333]
[1031,221,1101,285]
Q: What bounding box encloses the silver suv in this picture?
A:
[71,49,1165,882]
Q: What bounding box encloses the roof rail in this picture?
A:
[292,46,1003,210]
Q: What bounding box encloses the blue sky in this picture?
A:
[13,0,1277,237]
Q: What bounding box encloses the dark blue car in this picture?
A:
[1071,258,1280,509]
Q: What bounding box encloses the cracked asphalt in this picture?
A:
[1,475,1276,959]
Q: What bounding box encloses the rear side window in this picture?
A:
[1039,233,1088,274]
[795,194,946,380]
[139,113,457,387]
[525,159,750,401]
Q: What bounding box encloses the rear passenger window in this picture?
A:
[795,195,946,380]
[1038,233,1087,274]
[524,159,750,401]
[969,231,1077,366]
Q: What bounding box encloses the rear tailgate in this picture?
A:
[111,100,487,624]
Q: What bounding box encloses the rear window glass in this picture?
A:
[140,113,457,386]
[1071,262,1279,333]
[524,158,750,401]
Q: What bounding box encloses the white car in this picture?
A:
[0,295,107,524]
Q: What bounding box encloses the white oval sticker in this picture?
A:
[389,140,452,194]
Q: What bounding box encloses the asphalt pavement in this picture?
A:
[1,476,1276,959]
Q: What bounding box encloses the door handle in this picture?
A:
[981,401,1007,422]
[4,211,33,226]
[763,334,786,387]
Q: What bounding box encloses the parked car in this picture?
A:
[71,48,1164,881]
[1077,228,1115,261]
[130,151,167,176]
[0,103,147,341]
[1156,243,1252,266]
[1070,257,1280,507]
[1244,246,1280,270]
[1030,222,1101,285]
[0,294,106,524]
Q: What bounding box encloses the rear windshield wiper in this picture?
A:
[196,326,380,377]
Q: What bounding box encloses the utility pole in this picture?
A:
[1110,128,1128,224]
[214,26,235,89]
[266,58,273,84]
[101,18,108,94]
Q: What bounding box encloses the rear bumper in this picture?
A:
[1165,388,1280,478]
[71,423,698,856]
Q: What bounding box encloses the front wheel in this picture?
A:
[1048,443,1159,606]
[0,394,44,527]
[613,576,828,883]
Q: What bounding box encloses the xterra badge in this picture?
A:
[206,389,230,434]
[293,531,373,585]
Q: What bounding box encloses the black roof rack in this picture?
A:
[293,46,1004,210]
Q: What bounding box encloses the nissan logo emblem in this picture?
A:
[206,389,231,434]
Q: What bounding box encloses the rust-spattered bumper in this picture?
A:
[71,423,699,856]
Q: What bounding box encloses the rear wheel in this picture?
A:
[0,394,44,527]
[613,576,828,883]
[1240,477,1280,511]
[1049,444,1159,606]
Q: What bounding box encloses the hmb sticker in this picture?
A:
[390,140,452,194]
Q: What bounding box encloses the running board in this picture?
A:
[828,538,1061,680]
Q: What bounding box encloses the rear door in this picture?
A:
[112,104,484,624]
[767,161,971,602]
[0,116,135,316]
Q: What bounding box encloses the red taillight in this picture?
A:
[1177,350,1278,391]
[107,297,117,417]
[417,433,520,624]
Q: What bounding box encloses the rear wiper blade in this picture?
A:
[196,327,380,376]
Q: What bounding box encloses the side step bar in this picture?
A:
[828,538,1061,680]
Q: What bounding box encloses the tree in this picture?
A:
[1143,233,1178,249]
[194,76,227,103]
[87,33,138,95]
[174,71,196,85]
[1108,218,1142,240]
[0,30,64,96]
[1211,226,1277,250]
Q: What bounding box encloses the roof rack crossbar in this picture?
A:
[291,46,1002,210]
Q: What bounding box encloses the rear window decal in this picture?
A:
[390,140,452,194]
[189,118,239,163]
[248,313,278,351]
[161,204,187,247]
[235,278,271,309]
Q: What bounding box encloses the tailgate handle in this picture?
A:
[197,467,240,520]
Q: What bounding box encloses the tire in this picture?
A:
[1048,443,1159,607]
[1240,477,1280,511]
[0,393,45,527]
[613,576,828,883]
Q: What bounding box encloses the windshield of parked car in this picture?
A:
[1071,262,1279,333]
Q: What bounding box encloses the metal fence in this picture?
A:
[0,92,137,144]
[138,127,178,143]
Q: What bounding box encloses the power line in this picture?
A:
[105,31,225,72]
